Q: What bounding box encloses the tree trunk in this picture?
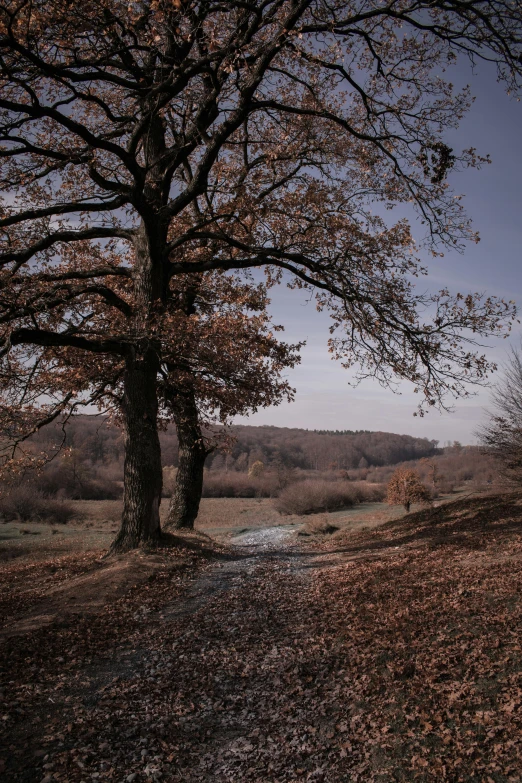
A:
[404,501,411,513]
[166,390,211,530]
[111,348,163,552]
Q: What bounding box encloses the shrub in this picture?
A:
[354,482,386,503]
[248,460,265,479]
[0,486,76,524]
[298,516,340,536]
[274,479,359,516]
[386,468,431,512]
[67,477,122,500]
[202,471,278,498]
[436,478,456,495]
[34,465,122,499]
[0,486,42,521]
[39,497,77,524]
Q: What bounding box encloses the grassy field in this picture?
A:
[0,495,432,565]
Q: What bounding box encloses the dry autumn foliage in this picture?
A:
[1,1,521,550]
[161,275,302,531]
[44,274,303,533]
[386,467,431,513]
[248,461,266,479]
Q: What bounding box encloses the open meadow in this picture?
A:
[0,497,409,634]
[0,495,413,563]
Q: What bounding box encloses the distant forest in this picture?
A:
[30,416,439,472]
[8,417,496,501]
[201,425,439,472]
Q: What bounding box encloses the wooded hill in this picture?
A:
[30,416,439,473]
[203,425,439,472]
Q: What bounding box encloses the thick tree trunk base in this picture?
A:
[109,512,163,554]
[110,348,163,554]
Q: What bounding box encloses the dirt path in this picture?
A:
[0,528,413,782]
[230,526,297,550]
[1,529,334,783]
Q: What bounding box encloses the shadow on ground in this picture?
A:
[317,492,522,557]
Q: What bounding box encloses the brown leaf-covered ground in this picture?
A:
[1,493,522,782]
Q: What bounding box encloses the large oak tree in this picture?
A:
[1,0,521,550]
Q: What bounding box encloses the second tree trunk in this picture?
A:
[166,389,210,530]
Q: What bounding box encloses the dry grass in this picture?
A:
[0,492,434,565]
[0,487,77,525]
[298,515,340,536]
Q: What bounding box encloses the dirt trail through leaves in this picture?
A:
[0,528,326,783]
[2,497,522,782]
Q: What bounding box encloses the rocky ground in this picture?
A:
[1,494,522,782]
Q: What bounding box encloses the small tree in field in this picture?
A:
[387,468,431,513]
[248,461,265,480]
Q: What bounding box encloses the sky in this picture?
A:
[234,63,522,444]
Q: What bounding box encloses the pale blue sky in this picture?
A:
[235,64,522,445]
